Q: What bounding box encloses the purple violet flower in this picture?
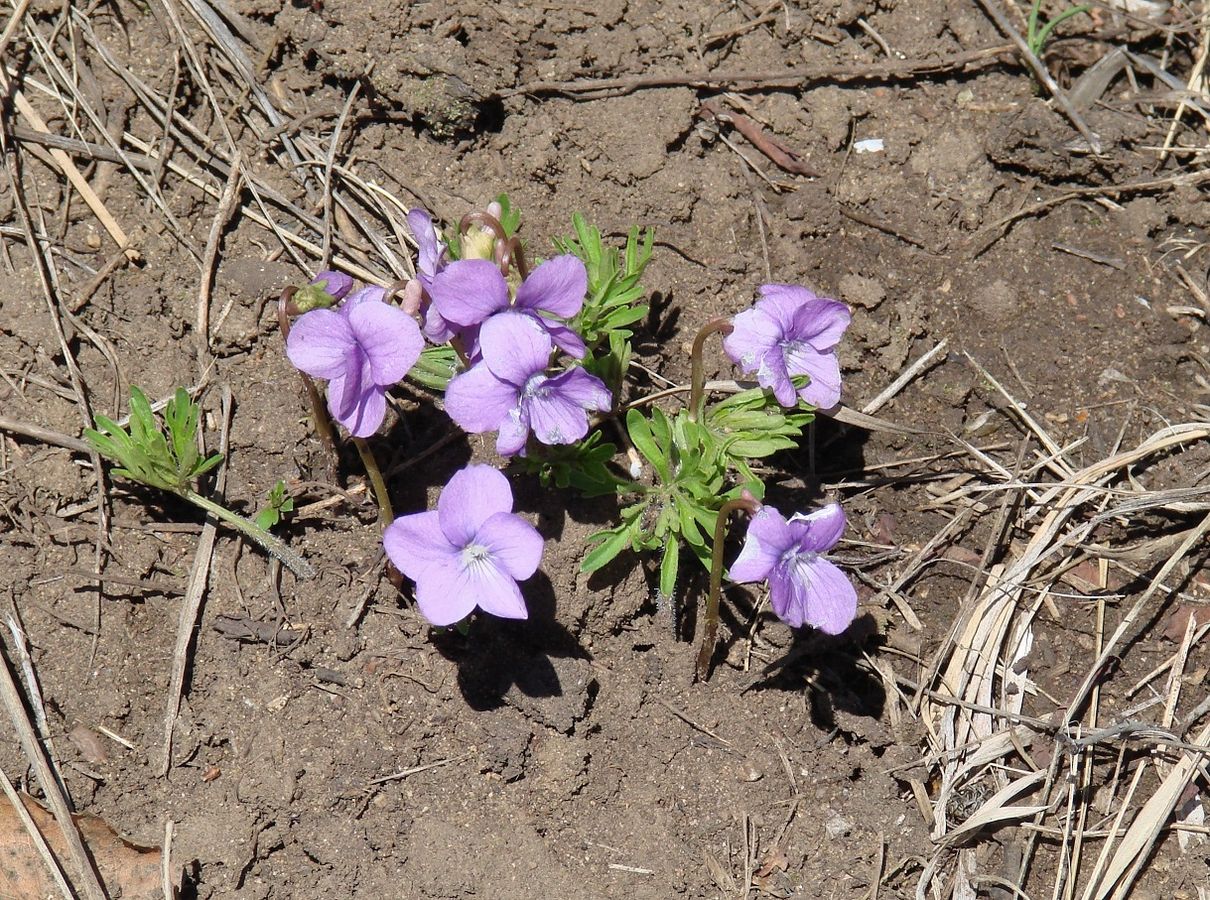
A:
[428,254,589,357]
[445,312,611,456]
[722,284,851,410]
[729,502,857,634]
[383,464,544,625]
[286,286,423,438]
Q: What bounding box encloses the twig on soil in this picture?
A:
[862,339,948,415]
[654,697,732,747]
[4,612,67,801]
[0,0,32,59]
[0,73,138,261]
[4,139,112,666]
[0,644,108,900]
[967,168,1210,256]
[366,753,473,787]
[698,99,819,177]
[161,820,175,900]
[159,386,232,777]
[839,205,938,254]
[1158,9,1210,161]
[0,416,93,454]
[505,43,1015,97]
[197,156,243,366]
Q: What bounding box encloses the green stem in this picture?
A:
[688,317,734,423]
[352,437,393,527]
[695,497,761,681]
[181,488,315,579]
[1032,5,1089,56]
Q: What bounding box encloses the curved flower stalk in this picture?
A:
[722,284,851,410]
[445,312,611,456]
[384,465,544,626]
[286,286,424,438]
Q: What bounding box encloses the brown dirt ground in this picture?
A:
[2,1,1209,898]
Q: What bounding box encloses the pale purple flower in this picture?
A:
[722,284,851,409]
[730,502,857,634]
[383,465,543,626]
[286,286,423,438]
[428,254,588,357]
[445,312,611,456]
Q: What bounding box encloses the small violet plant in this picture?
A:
[265,194,863,682]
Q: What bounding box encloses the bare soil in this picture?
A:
[2,1,1209,898]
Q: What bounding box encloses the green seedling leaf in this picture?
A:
[495,192,522,236]
[86,386,315,579]
[254,480,295,531]
[658,539,679,600]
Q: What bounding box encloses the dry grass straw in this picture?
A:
[3,0,430,778]
[911,353,1210,900]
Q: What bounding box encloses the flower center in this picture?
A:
[780,547,817,582]
[461,542,493,572]
[522,372,551,399]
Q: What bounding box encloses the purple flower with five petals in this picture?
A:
[383,465,543,625]
[285,286,423,438]
[429,254,588,357]
[729,502,857,634]
[445,312,611,456]
[722,284,851,410]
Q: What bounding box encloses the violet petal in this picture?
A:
[791,298,851,351]
[756,347,797,408]
[730,506,792,583]
[430,258,510,327]
[414,571,479,627]
[723,306,780,371]
[437,464,514,547]
[285,308,355,380]
[784,343,842,409]
[789,503,847,554]
[347,299,424,385]
[495,407,531,457]
[479,312,553,386]
[445,363,521,433]
[383,510,458,581]
[513,254,587,317]
[476,511,543,580]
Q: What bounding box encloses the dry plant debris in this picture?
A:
[0,792,173,900]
